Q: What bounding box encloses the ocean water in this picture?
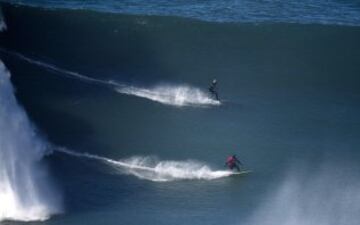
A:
[1,2,360,225]
[2,0,360,25]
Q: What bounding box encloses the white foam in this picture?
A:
[114,156,231,181]
[116,84,220,107]
[0,61,61,222]
[55,147,233,182]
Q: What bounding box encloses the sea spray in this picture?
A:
[246,163,360,225]
[55,147,233,182]
[0,61,61,222]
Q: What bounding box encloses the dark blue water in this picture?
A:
[1,2,360,225]
[3,0,360,25]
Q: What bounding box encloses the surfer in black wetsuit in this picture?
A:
[209,79,219,100]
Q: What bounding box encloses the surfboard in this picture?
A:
[230,170,252,176]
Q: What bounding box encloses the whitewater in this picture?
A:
[0,60,61,222]
[0,48,220,107]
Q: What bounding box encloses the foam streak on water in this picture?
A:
[55,147,233,182]
[0,61,61,222]
[116,85,220,107]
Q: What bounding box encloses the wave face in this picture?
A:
[116,84,220,107]
[1,4,360,225]
[247,163,360,225]
[0,61,61,222]
[2,3,360,98]
[56,147,234,182]
[2,0,360,26]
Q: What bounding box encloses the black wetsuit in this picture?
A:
[209,83,219,100]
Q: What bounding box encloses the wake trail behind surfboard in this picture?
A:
[55,147,238,182]
[0,48,220,107]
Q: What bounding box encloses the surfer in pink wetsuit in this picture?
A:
[225,155,243,172]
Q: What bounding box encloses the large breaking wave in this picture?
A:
[0,48,220,107]
[55,147,235,182]
[0,61,61,222]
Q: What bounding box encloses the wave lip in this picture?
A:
[116,84,221,107]
[0,61,61,222]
